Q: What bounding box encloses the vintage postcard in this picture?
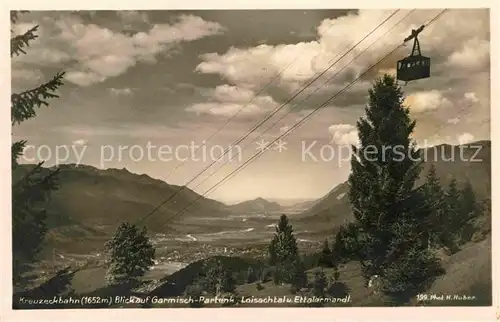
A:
[3,0,497,321]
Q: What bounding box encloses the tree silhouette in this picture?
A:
[318,239,332,267]
[268,214,299,283]
[11,11,66,289]
[347,75,444,304]
[105,222,155,285]
[422,165,449,249]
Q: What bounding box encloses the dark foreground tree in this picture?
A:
[307,270,328,307]
[444,178,462,252]
[458,180,482,244]
[289,257,308,291]
[268,214,299,283]
[336,223,360,262]
[11,11,66,289]
[202,259,236,296]
[422,165,451,249]
[347,75,444,304]
[105,222,155,285]
[318,239,332,267]
[246,266,257,283]
[185,283,204,308]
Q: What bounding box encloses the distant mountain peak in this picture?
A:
[229,197,281,213]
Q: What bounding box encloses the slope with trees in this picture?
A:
[347,75,445,304]
[11,10,66,293]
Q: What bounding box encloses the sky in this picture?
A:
[11,9,490,203]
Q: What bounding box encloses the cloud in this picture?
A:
[211,84,256,102]
[457,132,474,145]
[186,103,263,117]
[64,70,105,87]
[11,13,225,86]
[446,38,489,71]
[464,91,480,103]
[328,124,359,146]
[55,124,189,139]
[185,85,280,117]
[116,11,149,25]
[72,139,88,146]
[194,9,489,107]
[404,90,452,113]
[447,117,460,124]
[109,87,134,96]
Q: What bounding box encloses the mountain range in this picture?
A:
[296,140,491,231]
[228,197,282,214]
[15,140,491,256]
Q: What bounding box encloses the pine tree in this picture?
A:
[458,180,481,244]
[446,178,461,214]
[11,11,66,288]
[308,270,327,307]
[444,178,462,251]
[312,270,327,295]
[202,259,236,295]
[268,238,277,266]
[104,222,155,285]
[347,75,443,303]
[260,267,271,283]
[337,223,360,261]
[221,269,236,294]
[289,257,308,291]
[318,239,332,267]
[332,228,347,264]
[246,266,257,283]
[268,214,299,283]
[185,283,204,308]
[422,165,448,249]
[271,214,298,262]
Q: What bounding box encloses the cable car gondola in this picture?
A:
[396,25,430,84]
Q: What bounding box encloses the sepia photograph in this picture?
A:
[9,6,492,312]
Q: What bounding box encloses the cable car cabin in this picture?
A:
[396,55,430,82]
[396,25,431,83]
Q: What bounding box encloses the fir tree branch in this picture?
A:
[12,161,44,188]
[12,163,60,204]
[11,25,39,57]
[12,140,27,169]
[11,72,66,125]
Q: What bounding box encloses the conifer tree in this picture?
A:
[308,270,327,307]
[202,259,236,295]
[11,11,66,288]
[318,239,332,267]
[246,266,257,283]
[347,75,443,304]
[104,222,155,285]
[422,165,448,249]
[332,227,347,264]
[185,283,204,308]
[271,214,298,262]
[268,238,277,266]
[444,178,462,250]
[289,257,308,291]
[268,214,299,282]
[458,180,481,244]
[337,223,360,261]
